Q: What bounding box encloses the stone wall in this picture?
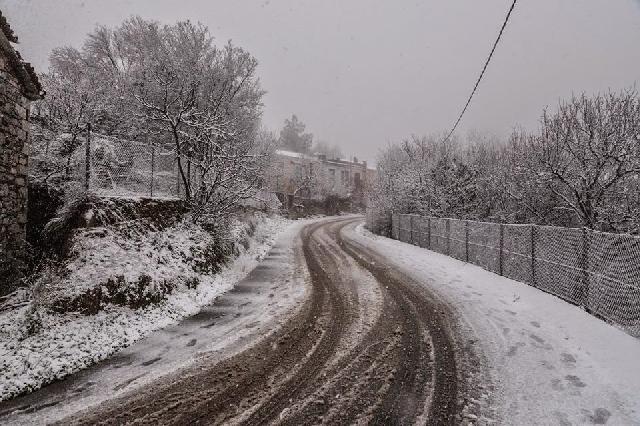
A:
[0,52,32,294]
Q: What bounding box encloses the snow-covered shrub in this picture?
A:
[15,195,219,316]
[30,207,266,316]
[247,217,257,237]
[0,212,293,402]
[15,193,276,320]
[17,262,61,339]
[40,190,101,257]
[40,221,198,315]
[49,273,174,315]
[369,90,640,233]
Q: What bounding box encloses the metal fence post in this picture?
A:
[150,144,155,198]
[392,213,397,240]
[446,218,451,255]
[410,215,414,245]
[499,223,504,276]
[427,217,431,249]
[581,227,590,311]
[531,225,537,286]
[84,123,91,191]
[465,220,469,262]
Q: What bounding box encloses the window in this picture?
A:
[341,170,350,185]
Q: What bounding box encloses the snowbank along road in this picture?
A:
[1,216,487,425]
[351,222,640,425]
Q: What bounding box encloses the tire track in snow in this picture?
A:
[54,217,462,425]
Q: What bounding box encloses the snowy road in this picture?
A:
[2,216,639,425]
[49,217,465,424]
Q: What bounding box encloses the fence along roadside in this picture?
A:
[70,131,183,199]
[378,213,640,339]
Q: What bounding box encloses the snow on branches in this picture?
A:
[33,17,271,218]
[370,89,640,233]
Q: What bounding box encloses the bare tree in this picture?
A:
[369,89,640,233]
[45,17,269,217]
[31,48,100,185]
[530,90,640,229]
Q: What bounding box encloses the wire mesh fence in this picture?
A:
[364,209,392,237]
[379,213,640,339]
[71,133,184,199]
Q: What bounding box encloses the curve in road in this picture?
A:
[57,217,463,425]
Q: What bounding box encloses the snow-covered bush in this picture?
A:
[368,89,640,233]
[10,197,274,325]
[18,263,60,339]
[38,219,232,316]
[0,211,292,402]
[19,195,238,317]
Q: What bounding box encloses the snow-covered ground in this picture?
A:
[0,216,313,425]
[0,213,295,403]
[349,224,640,425]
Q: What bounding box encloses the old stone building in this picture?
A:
[0,12,43,294]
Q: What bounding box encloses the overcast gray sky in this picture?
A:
[2,0,640,161]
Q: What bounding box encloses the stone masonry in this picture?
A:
[0,11,43,295]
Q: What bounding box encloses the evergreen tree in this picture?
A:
[279,114,313,153]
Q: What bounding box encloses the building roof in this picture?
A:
[0,10,43,101]
[275,149,314,160]
[275,149,376,170]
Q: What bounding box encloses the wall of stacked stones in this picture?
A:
[0,53,31,293]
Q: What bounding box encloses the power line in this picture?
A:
[442,0,518,144]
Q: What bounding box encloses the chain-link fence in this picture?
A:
[381,213,640,339]
[365,208,391,236]
[71,133,184,199]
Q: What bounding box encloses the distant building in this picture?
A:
[0,11,43,294]
[269,149,376,205]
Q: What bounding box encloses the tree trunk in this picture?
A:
[172,126,191,202]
